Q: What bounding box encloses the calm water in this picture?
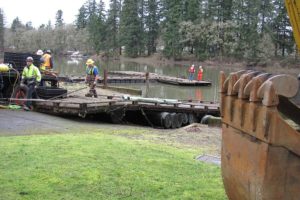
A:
[55,57,235,102]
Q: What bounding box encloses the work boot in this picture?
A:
[23,105,31,111]
[85,93,93,97]
[94,94,98,98]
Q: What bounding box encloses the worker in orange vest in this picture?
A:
[188,64,195,81]
[40,50,54,71]
[197,66,203,81]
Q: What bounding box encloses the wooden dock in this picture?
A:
[58,71,211,86]
[34,93,219,129]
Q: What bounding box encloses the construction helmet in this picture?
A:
[86,59,94,65]
[46,49,51,54]
[36,49,43,55]
[26,57,34,62]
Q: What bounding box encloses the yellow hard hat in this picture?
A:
[86,59,94,65]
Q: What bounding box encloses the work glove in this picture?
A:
[35,84,39,89]
[20,80,25,87]
[93,81,97,85]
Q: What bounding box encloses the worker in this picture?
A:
[40,49,54,71]
[85,59,99,98]
[21,57,42,111]
[188,64,195,81]
[197,66,203,81]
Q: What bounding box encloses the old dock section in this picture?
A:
[59,71,212,86]
[34,93,219,129]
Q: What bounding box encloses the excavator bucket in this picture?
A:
[220,71,300,200]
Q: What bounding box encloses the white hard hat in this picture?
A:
[36,49,43,55]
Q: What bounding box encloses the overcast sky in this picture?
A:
[0,0,109,28]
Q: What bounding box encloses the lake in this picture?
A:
[55,57,237,102]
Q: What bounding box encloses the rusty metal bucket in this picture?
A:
[220,71,300,200]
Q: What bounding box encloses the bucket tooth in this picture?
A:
[244,73,270,100]
[257,81,279,106]
[219,71,226,93]
[258,74,299,99]
[227,73,239,96]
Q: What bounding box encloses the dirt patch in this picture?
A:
[117,123,221,156]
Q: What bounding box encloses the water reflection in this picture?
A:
[54,57,234,101]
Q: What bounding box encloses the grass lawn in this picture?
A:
[0,129,226,200]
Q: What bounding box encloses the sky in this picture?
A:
[0,0,109,28]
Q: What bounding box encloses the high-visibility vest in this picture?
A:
[22,64,42,82]
[86,66,98,76]
[41,54,52,70]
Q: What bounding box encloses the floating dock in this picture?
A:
[34,89,219,129]
[58,71,212,86]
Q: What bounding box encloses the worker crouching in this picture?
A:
[21,57,42,111]
[85,59,99,98]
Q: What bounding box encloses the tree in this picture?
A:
[120,0,143,57]
[161,0,183,59]
[11,17,23,32]
[87,0,107,53]
[0,9,4,52]
[272,0,294,57]
[106,0,122,54]
[55,10,64,27]
[145,0,160,55]
[76,5,88,29]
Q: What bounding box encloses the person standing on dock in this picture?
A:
[197,66,203,81]
[21,57,42,111]
[85,59,99,98]
[188,64,195,81]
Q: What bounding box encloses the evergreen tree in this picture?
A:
[87,0,107,53]
[161,0,183,59]
[55,10,64,27]
[46,20,52,30]
[145,0,160,55]
[120,0,142,57]
[76,5,88,29]
[11,17,23,32]
[0,9,4,52]
[106,0,122,54]
[272,0,294,57]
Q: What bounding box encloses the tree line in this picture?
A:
[0,0,296,62]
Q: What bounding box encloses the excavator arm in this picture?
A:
[285,0,300,52]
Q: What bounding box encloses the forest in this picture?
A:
[0,0,297,63]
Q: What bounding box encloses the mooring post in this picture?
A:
[145,72,150,98]
[104,69,108,89]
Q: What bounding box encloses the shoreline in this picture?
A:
[119,55,300,76]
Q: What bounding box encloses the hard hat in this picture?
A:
[46,49,51,54]
[199,65,202,68]
[192,64,195,67]
[26,57,34,62]
[36,49,43,55]
[86,59,94,65]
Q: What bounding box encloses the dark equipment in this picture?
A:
[1,52,67,100]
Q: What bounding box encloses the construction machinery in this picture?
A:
[0,52,67,102]
[220,0,300,199]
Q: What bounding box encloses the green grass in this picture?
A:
[0,131,226,200]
